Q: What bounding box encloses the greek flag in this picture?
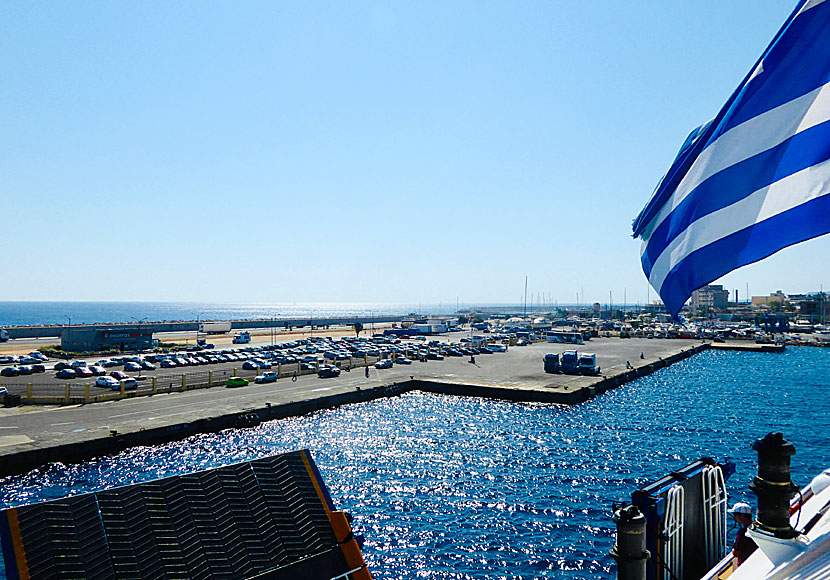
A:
[632,0,830,318]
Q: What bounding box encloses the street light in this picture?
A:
[193,312,203,346]
[130,317,148,352]
[64,315,72,351]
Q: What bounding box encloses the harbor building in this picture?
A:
[751,290,787,308]
[690,284,729,310]
[61,325,154,352]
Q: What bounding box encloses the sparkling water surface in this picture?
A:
[0,301,507,327]
[2,347,829,579]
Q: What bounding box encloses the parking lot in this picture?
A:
[0,329,701,405]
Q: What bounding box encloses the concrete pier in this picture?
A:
[0,338,775,478]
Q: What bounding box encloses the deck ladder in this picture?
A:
[702,464,728,569]
[663,484,684,580]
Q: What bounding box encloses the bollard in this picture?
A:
[208,370,213,387]
[85,384,90,403]
[65,384,70,400]
[27,383,32,399]
[152,376,157,393]
[233,368,238,377]
[750,432,799,538]
[121,382,125,395]
[182,374,187,390]
[278,363,282,377]
[610,504,649,580]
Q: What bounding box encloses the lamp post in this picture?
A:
[130,317,148,352]
[194,313,202,347]
[64,315,71,353]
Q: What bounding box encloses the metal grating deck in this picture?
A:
[1,450,350,580]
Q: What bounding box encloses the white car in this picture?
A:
[95,376,120,389]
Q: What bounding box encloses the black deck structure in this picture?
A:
[0,450,369,580]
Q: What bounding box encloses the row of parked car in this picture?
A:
[0,351,50,377]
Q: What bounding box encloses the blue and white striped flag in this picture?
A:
[633,0,830,318]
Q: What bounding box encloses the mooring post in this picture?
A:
[610,504,649,580]
[750,432,798,538]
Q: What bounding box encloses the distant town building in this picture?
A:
[690,285,729,310]
[796,293,830,322]
[751,290,787,307]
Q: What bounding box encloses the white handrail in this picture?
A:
[702,464,728,568]
[663,484,685,580]
[329,566,366,580]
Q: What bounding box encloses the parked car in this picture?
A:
[75,367,94,377]
[317,366,341,378]
[88,365,107,376]
[31,364,46,373]
[110,371,128,380]
[394,357,413,365]
[124,361,142,372]
[120,378,138,390]
[0,386,7,395]
[426,351,444,360]
[254,372,278,384]
[54,361,72,370]
[70,360,88,368]
[16,366,33,375]
[140,360,156,371]
[242,361,260,371]
[160,359,177,368]
[1,367,20,377]
[95,376,120,389]
[225,377,249,388]
[374,359,393,369]
[56,368,77,379]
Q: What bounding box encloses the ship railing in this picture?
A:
[329,565,367,580]
[702,464,728,568]
[663,484,684,580]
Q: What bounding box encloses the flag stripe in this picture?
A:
[717,1,830,132]
[656,192,830,315]
[640,82,830,242]
[642,118,830,278]
[648,158,830,291]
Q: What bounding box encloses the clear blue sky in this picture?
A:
[3,1,826,306]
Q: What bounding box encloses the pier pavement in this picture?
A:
[0,338,711,477]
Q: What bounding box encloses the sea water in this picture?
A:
[2,347,829,579]
[0,301,502,327]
